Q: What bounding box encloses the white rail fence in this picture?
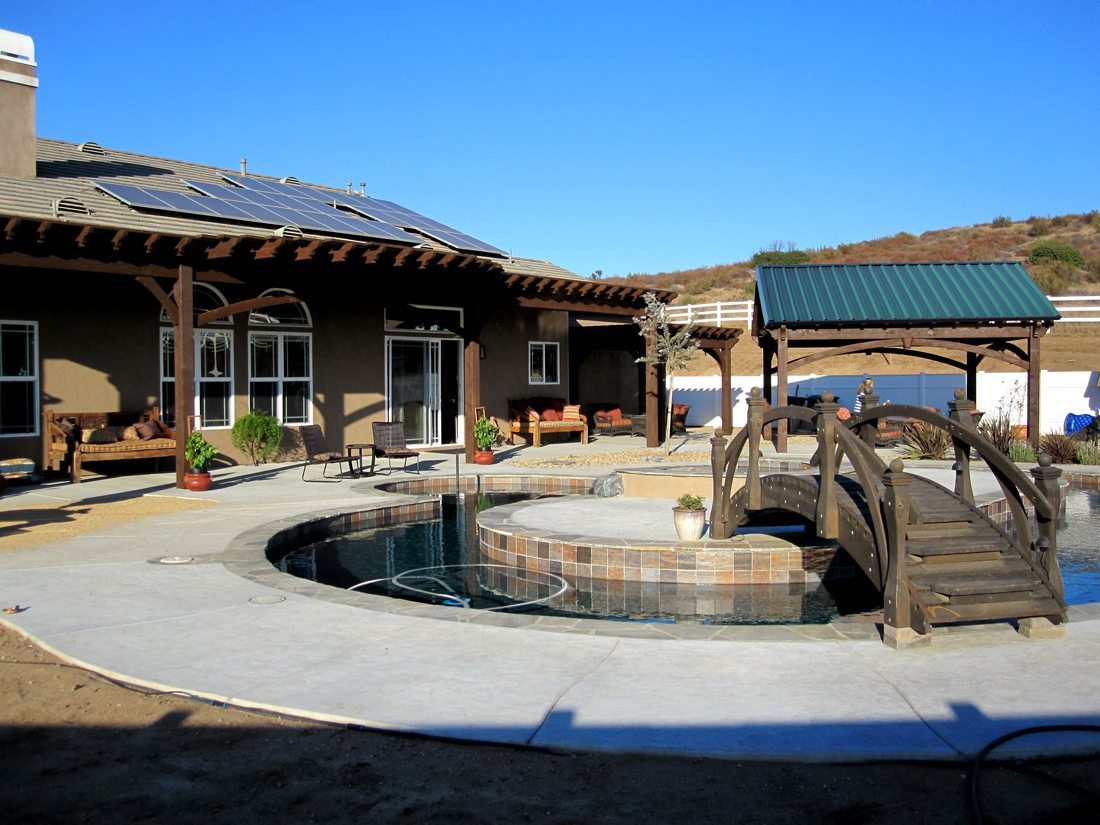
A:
[666,295,1100,328]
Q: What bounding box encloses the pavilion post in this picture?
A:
[463,312,482,464]
[1027,325,1041,450]
[173,264,194,490]
[776,327,789,453]
[966,352,979,407]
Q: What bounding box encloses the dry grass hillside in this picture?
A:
[603,211,1100,376]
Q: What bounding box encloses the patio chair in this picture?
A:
[300,424,360,482]
[372,421,420,474]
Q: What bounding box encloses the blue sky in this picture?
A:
[6,1,1099,277]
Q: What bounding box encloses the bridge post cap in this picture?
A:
[1038,454,1053,468]
[954,388,967,400]
[821,390,834,404]
[889,458,905,474]
[750,387,762,399]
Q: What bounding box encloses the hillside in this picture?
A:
[602,211,1100,377]
[606,211,1100,306]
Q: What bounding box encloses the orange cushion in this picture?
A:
[541,408,559,422]
[562,404,582,422]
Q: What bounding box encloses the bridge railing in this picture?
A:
[843,394,1065,596]
[712,388,1066,613]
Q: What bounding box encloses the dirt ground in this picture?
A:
[1,494,1097,823]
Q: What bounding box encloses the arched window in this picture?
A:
[159,284,234,429]
[248,289,313,425]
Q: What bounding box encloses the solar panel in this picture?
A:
[220,173,506,256]
[95,180,423,245]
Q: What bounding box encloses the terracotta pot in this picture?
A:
[672,506,706,541]
[474,450,495,465]
[184,471,213,492]
[1010,425,1028,440]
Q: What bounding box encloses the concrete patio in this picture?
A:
[1,433,1098,762]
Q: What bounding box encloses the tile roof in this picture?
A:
[756,262,1059,328]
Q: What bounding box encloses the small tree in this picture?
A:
[231,410,283,465]
[634,292,699,455]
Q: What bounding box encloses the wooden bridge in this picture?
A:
[709,388,1067,647]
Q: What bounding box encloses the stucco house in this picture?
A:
[3,29,733,486]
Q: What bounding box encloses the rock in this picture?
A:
[592,474,624,497]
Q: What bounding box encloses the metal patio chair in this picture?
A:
[371,421,420,474]
[300,424,360,482]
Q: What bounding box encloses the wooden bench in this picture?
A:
[507,398,588,449]
[42,407,176,483]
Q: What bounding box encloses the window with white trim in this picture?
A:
[248,290,312,424]
[159,284,234,429]
[528,341,560,385]
[0,320,38,437]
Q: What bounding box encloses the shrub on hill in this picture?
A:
[991,215,1012,228]
[750,249,811,266]
[1028,239,1085,268]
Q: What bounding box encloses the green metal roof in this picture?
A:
[755,262,1059,329]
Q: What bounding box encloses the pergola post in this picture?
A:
[463,308,482,464]
[173,264,194,490]
[645,333,659,448]
[966,351,979,406]
[718,343,733,436]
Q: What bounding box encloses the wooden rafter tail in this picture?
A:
[205,236,242,260]
[295,239,323,262]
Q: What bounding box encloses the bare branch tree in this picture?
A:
[634,292,699,455]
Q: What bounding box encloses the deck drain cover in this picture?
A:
[248,595,286,605]
[156,556,194,565]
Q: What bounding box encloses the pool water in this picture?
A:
[274,488,1100,624]
[1057,486,1100,604]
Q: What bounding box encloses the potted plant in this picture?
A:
[673,492,707,541]
[183,430,218,491]
[231,409,283,465]
[473,416,498,465]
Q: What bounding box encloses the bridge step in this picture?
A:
[906,522,974,540]
[926,597,1064,624]
[906,532,1006,555]
[910,559,1038,596]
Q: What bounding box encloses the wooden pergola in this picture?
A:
[754,263,1059,453]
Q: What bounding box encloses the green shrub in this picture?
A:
[750,249,811,266]
[676,493,704,510]
[991,215,1013,228]
[1039,432,1077,464]
[901,421,950,459]
[231,410,282,465]
[184,430,218,473]
[1007,441,1037,463]
[1028,239,1086,267]
[1028,218,1053,237]
[1051,215,1069,228]
[1075,442,1100,465]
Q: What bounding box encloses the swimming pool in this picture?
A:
[273,487,1099,624]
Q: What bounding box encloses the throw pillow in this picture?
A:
[541,408,560,422]
[134,420,159,440]
[562,404,582,422]
[121,425,141,441]
[85,427,118,444]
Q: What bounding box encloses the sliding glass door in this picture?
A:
[386,337,460,446]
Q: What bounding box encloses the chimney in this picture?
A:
[0,29,38,178]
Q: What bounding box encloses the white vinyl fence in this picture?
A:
[670,371,1100,435]
[666,295,1100,329]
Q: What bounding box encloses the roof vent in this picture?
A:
[274,225,303,239]
[279,176,300,185]
[52,196,91,218]
[78,141,106,156]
